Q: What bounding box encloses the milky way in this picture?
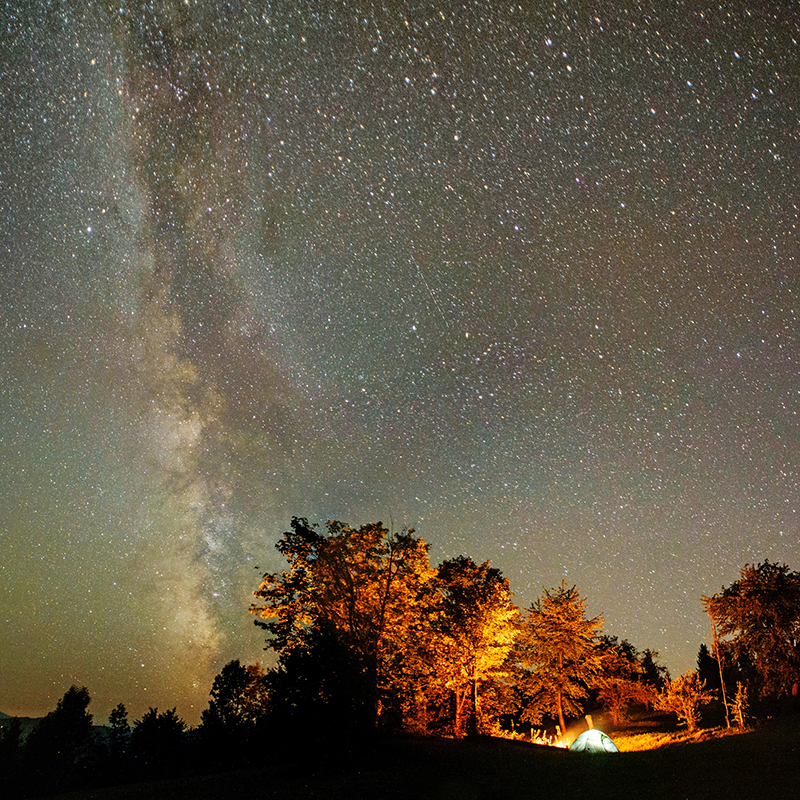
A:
[2,1,799,724]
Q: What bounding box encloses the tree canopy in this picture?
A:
[250,517,436,730]
[431,556,518,735]
[594,637,657,724]
[514,582,603,732]
[655,671,715,731]
[702,560,800,698]
[201,659,270,733]
[24,685,94,790]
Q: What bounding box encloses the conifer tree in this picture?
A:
[514,582,603,732]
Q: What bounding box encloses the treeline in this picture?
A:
[2,520,798,796]
[0,687,193,796]
[247,521,799,737]
[248,518,670,738]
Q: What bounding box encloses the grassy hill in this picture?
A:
[47,717,799,800]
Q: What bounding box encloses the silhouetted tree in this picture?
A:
[703,560,800,699]
[199,659,271,762]
[24,686,94,792]
[640,648,669,693]
[109,702,130,747]
[0,716,23,793]
[130,707,186,777]
[514,582,603,733]
[266,620,375,739]
[696,642,722,696]
[202,660,270,732]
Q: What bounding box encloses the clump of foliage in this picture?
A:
[250,518,439,733]
[594,637,660,724]
[703,561,800,702]
[655,671,715,732]
[23,685,94,792]
[249,518,519,736]
[513,582,603,733]
[430,556,518,736]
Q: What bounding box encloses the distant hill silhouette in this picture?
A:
[0,710,43,740]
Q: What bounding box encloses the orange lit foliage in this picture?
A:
[250,518,436,729]
[595,639,656,725]
[515,582,603,733]
[655,671,714,731]
[429,556,519,736]
[703,560,800,699]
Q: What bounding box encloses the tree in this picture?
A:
[594,637,655,725]
[266,619,375,737]
[0,716,23,792]
[108,702,130,761]
[201,659,270,733]
[250,518,436,731]
[25,686,94,789]
[130,707,186,777]
[655,671,714,731]
[639,648,669,693]
[703,561,800,699]
[731,681,749,728]
[430,556,518,736]
[696,643,721,695]
[109,702,130,737]
[514,582,603,732]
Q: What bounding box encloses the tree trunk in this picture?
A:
[556,647,566,733]
[454,687,465,738]
[466,678,479,736]
[556,688,566,734]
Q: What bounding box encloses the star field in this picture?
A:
[2,1,799,724]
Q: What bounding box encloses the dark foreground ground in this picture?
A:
[50,718,799,800]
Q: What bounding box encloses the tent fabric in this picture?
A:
[569,729,620,753]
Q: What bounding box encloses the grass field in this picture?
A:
[48,717,799,800]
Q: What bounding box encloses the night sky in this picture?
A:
[2,1,799,726]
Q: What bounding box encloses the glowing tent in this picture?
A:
[569,729,619,753]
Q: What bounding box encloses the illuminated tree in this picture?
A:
[250,517,436,730]
[732,680,749,727]
[430,556,519,736]
[594,638,655,724]
[514,582,603,732]
[703,560,800,699]
[655,671,714,731]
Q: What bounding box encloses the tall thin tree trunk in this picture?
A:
[557,647,566,733]
[454,687,465,738]
[709,613,730,728]
[466,677,479,736]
